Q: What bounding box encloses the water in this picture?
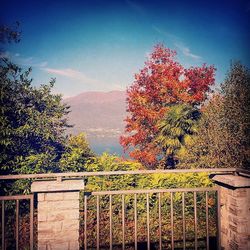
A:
[88,136,125,156]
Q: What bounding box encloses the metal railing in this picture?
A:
[0,168,236,181]
[81,187,220,250]
[0,195,34,250]
[0,168,237,249]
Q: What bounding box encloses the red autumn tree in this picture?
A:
[120,44,216,168]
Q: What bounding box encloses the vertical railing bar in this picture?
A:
[217,190,221,250]
[2,200,5,250]
[194,191,197,250]
[170,192,174,250]
[109,194,113,250]
[134,193,137,250]
[30,195,34,250]
[122,194,125,250]
[146,193,150,250]
[84,194,88,250]
[205,191,209,250]
[158,193,162,250]
[182,192,186,250]
[16,200,19,250]
[97,195,100,250]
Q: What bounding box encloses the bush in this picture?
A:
[80,153,216,248]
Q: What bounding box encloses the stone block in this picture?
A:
[63,191,79,200]
[229,224,237,233]
[31,179,85,193]
[51,230,79,241]
[46,192,64,201]
[62,219,79,230]
[38,201,49,211]
[39,221,63,234]
[69,240,79,250]
[38,242,49,250]
[47,211,65,222]
[38,212,47,222]
[212,175,250,188]
[38,221,53,231]
[53,221,63,232]
[228,196,237,206]
[47,209,79,221]
[49,200,79,210]
[38,193,45,201]
[38,232,58,241]
[62,209,79,219]
[221,225,228,235]
[51,241,69,250]
[229,206,242,216]
[234,189,247,198]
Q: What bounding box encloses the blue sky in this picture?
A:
[1,0,249,97]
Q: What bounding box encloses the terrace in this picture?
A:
[0,168,249,250]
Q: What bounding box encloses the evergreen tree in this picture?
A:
[0,58,72,175]
[182,62,250,169]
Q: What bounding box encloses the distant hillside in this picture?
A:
[64,90,127,155]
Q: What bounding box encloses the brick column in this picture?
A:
[212,174,250,250]
[31,179,85,250]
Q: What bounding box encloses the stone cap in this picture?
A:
[212,174,250,188]
[31,179,85,193]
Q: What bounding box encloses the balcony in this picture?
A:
[0,168,249,250]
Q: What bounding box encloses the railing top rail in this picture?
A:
[0,194,33,201]
[90,187,219,195]
[0,168,236,180]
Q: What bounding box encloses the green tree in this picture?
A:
[155,104,200,168]
[0,59,72,176]
[221,62,250,169]
[0,22,21,44]
[182,62,250,169]
[60,133,95,172]
[0,24,95,195]
[180,95,227,168]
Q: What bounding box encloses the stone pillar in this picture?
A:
[212,174,250,250]
[31,179,85,250]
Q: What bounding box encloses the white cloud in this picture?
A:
[38,61,48,67]
[152,25,202,61]
[174,43,202,60]
[42,67,99,84]
[152,25,178,41]
[18,56,48,67]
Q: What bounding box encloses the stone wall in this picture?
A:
[212,174,250,250]
[31,179,85,250]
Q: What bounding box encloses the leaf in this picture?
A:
[120,44,215,168]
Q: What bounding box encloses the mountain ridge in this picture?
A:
[64,90,126,105]
[63,90,127,154]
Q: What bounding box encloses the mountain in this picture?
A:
[64,90,127,155]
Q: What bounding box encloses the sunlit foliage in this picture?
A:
[120,44,215,168]
[181,62,250,169]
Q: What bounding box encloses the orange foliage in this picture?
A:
[120,44,216,168]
